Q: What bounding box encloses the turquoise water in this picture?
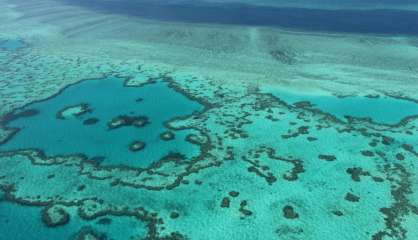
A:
[0,197,146,240]
[266,89,418,124]
[0,39,25,51]
[1,0,418,239]
[1,77,203,166]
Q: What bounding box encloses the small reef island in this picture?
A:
[107,115,150,130]
[56,103,92,119]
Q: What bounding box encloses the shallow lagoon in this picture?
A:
[1,77,203,167]
[265,88,418,124]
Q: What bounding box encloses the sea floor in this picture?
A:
[0,0,418,240]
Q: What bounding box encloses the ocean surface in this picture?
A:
[0,0,418,239]
[60,0,418,35]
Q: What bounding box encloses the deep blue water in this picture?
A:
[59,0,418,35]
[0,77,203,167]
[267,89,418,124]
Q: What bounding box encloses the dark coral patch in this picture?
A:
[221,197,230,208]
[170,212,180,219]
[347,167,363,182]
[239,200,253,216]
[318,154,336,161]
[185,133,208,145]
[74,226,106,240]
[229,191,240,198]
[270,49,296,65]
[96,218,112,225]
[346,167,384,183]
[298,126,309,134]
[346,167,369,182]
[283,205,299,219]
[107,115,149,130]
[372,176,384,182]
[395,153,405,161]
[365,94,380,99]
[307,136,318,142]
[345,192,360,202]
[401,144,415,153]
[41,205,70,227]
[1,109,39,124]
[369,139,379,147]
[281,126,310,139]
[83,118,99,125]
[90,156,106,163]
[381,136,394,145]
[361,150,375,157]
[247,166,277,184]
[293,101,313,108]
